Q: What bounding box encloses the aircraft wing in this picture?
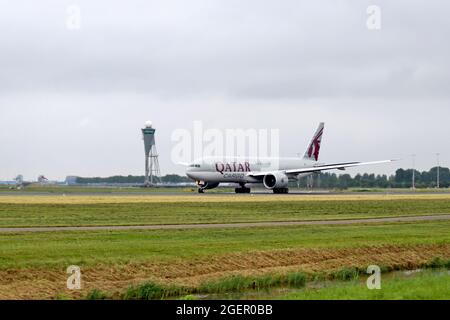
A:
[247,160,396,177]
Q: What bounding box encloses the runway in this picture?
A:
[1,214,449,233]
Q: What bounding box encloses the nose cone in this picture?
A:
[187,172,202,180]
[185,166,195,180]
[186,168,202,181]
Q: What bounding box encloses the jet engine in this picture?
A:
[263,172,289,189]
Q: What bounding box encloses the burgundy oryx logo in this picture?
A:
[307,127,323,161]
[215,162,251,174]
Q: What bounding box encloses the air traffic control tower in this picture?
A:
[142,121,160,187]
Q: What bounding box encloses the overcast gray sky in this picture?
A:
[0,0,449,180]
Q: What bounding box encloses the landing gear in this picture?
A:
[273,188,289,194]
[196,181,219,194]
[235,187,251,194]
[235,183,251,194]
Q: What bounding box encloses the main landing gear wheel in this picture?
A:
[198,188,205,193]
[235,187,251,194]
[273,188,289,194]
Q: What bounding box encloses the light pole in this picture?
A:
[296,153,301,189]
[436,153,440,189]
[411,154,416,190]
[317,172,321,189]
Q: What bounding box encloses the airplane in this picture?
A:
[38,175,49,184]
[11,175,50,189]
[185,123,395,194]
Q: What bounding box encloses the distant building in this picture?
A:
[65,176,78,185]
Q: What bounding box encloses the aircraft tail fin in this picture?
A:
[303,122,325,162]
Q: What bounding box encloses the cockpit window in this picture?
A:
[189,164,201,168]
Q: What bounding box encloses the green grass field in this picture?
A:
[0,185,186,193]
[281,270,450,300]
[1,220,450,269]
[0,198,450,227]
[1,193,450,299]
[0,185,231,194]
[117,267,450,300]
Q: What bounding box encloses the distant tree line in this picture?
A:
[74,167,449,189]
[297,167,449,189]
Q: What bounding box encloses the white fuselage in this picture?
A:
[186,156,318,184]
